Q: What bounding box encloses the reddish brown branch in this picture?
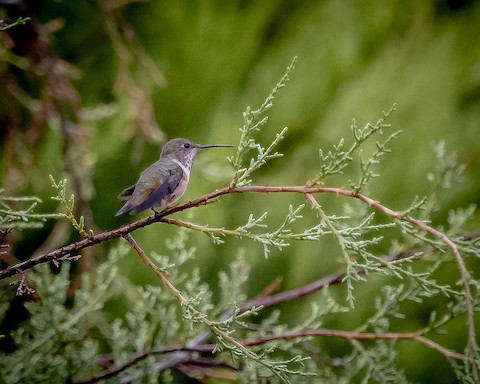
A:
[75,344,213,384]
[304,191,478,375]
[119,230,280,383]
[77,326,475,384]
[0,185,391,279]
[75,236,476,383]
[122,233,186,303]
[0,185,233,280]
[243,329,475,362]
[239,247,425,311]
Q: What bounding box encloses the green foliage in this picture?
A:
[228,57,296,187]
[49,175,93,238]
[2,57,480,383]
[1,1,480,383]
[0,190,61,229]
[311,105,400,192]
[0,245,124,382]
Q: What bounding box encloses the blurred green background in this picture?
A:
[1,0,480,382]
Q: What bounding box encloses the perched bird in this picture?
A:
[115,138,232,216]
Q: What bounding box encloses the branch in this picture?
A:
[120,232,292,383]
[79,326,476,384]
[75,345,212,384]
[0,185,393,279]
[78,238,478,384]
[2,184,477,376]
[121,233,185,303]
[239,246,429,311]
[244,329,477,363]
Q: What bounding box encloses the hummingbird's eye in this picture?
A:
[183,143,191,149]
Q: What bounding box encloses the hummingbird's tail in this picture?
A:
[115,202,132,216]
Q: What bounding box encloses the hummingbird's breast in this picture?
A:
[166,173,189,206]
[162,158,191,206]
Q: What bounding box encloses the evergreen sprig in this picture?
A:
[0,244,126,383]
[229,57,297,187]
[0,190,60,229]
[49,175,93,238]
[310,105,399,187]
[0,17,30,31]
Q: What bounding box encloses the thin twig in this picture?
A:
[121,233,183,301]
[120,232,290,383]
[78,324,476,384]
[243,329,476,363]
[240,247,426,311]
[75,344,212,384]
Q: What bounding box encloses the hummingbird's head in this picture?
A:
[161,138,233,169]
[161,138,198,157]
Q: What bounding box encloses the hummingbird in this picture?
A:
[115,138,233,216]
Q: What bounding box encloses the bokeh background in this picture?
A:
[1,0,480,382]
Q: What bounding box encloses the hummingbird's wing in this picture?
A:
[115,159,184,216]
[117,184,136,200]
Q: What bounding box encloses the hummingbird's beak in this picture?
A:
[197,144,234,149]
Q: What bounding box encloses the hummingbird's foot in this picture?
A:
[152,208,167,217]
